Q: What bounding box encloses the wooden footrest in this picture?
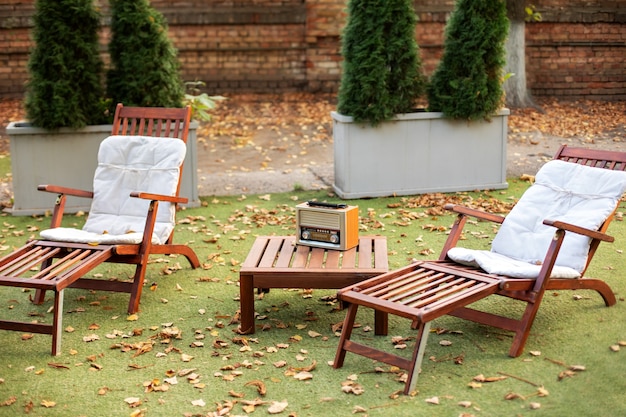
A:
[0,240,114,355]
[334,261,501,394]
[341,261,501,323]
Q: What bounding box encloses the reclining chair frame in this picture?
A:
[0,104,200,355]
[334,146,626,394]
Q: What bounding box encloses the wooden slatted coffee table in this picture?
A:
[238,235,388,334]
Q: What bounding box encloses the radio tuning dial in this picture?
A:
[330,233,340,244]
[301,230,311,240]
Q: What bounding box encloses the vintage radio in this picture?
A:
[296,201,359,250]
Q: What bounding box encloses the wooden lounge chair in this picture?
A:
[333,146,626,394]
[0,104,200,355]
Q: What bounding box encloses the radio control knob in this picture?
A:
[330,233,339,244]
[301,230,311,240]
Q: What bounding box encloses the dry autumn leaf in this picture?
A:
[341,380,364,395]
[40,400,56,408]
[124,397,142,408]
[245,379,267,396]
[293,371,313,381]
[267,400,288,414]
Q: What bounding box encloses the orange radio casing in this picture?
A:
[296,202,359,251]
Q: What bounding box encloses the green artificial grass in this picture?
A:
[0,180,625,417]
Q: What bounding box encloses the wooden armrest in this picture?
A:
[130,191,188,205]
[38,184,94,199]
[543,219,614,243]
[444,204,505,224]
[439,204,505,260]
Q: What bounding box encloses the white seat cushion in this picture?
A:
[39,227,147,245]
[447,247,581,279]
[448,160,626,278]
[40,135,186,245]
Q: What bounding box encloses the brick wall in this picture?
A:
[0,0,624,100]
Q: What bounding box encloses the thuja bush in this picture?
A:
[25,0,106,129]
[337,0,426,126]
[427,0,509,120]
[107,0,184,109]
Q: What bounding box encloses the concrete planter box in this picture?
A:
[6,122,199,215]
[331,109,510,199]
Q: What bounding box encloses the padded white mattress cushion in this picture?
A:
[40,135,186,245]
[448,160,626,278]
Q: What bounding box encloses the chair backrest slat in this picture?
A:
[555,145,626,171]
[111,104,191,142]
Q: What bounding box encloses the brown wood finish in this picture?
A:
[238,235,389,335]
[0,104,200,355]
[333,146,626,395]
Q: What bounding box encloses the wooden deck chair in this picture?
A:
[0,104,200,355]
[334,146,626,394]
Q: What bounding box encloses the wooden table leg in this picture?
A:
[238,273,256,334]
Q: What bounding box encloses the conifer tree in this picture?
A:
[427,0,509,120]
[107,0,184,109]
[25,0,105,129]
[337,0,426,126]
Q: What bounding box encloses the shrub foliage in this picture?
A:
[427,0,509,120]
[337,0,426,126]
[107,0,184,109]
[25,0,106,129]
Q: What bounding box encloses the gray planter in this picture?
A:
[332,109,510,199]
[6,122,199,216]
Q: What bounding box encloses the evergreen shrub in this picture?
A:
[106,0,184,110]
[337,0,426,126]
[25,0,106,129]
[427,0,509,120]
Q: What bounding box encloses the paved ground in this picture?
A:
[194,129,626,197]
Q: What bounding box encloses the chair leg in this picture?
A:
[127,263,148,314]
[404,321,431,395]
[509,300,542,357]
[51,290,64,356]
[33,258,55,304]
[333,302,359,369]
[374,309,388,335]
[33,289,46,305]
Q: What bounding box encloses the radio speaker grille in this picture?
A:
[299,211,340,229]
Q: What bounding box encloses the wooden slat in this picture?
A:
[357,237,373,269]
[341,246,357,269]
[292,244,311,268]
[325,249,341,268]
[31,249,92,280]
[389,276,466,305]
[259,238,283,268]
[0,246,57,277]
[308,248,325,268]
[365,268,437,298]
[275,237,296,267]
[405,278,475,308]
[374,237,388,269]
[241,237,270,268]
[421,281,491,313]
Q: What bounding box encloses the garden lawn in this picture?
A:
[0,179,625,417]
